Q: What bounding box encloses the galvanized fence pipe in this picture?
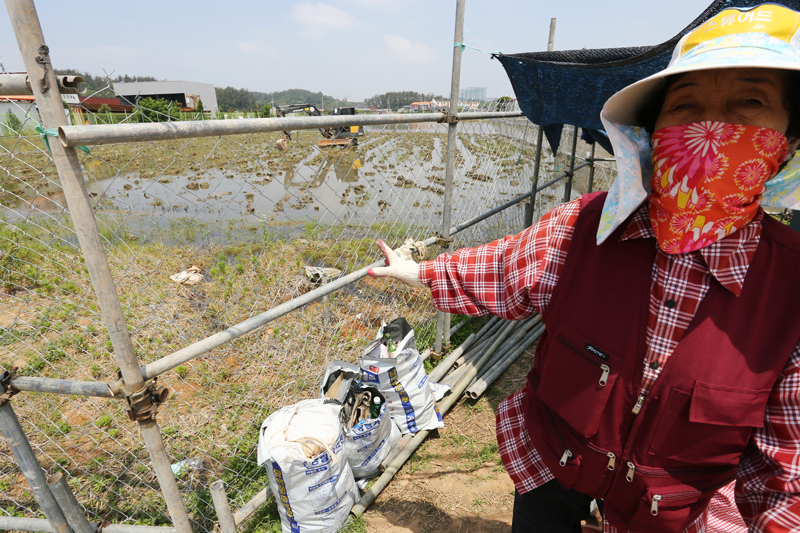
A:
[466,320,543,392]
[472,316,502,342]
[209,481,237,533]
[46,472,94,533]
[428,333,477,383]
[0,73,83,95]
[435,0,466,356]
[467,316,541,386]
[465,323,546,400]
[442,320,518,387]
[587,143,597,193]
[231,487,270,526]
[524,126,545,228]
[454,325,504,367]
[4,1,193,531]
[448,318,470,338]
[563,125,580,203]
[524,20,555,228]
[57,111,523,148]
[454,317,507,367]
[0,387,70,533]
[449,318,531,384]
[0,517,175,533]
[9,376,121,399]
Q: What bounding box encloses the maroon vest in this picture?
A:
[523,192,800,532]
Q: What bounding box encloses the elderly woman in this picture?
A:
[370,4,800,533]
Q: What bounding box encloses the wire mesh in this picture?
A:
[0,95,616,531]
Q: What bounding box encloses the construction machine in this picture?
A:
[274,104,365,151]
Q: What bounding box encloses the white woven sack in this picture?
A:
[360,323,444,434]
[345,400,401,478]
[257,399,358,533]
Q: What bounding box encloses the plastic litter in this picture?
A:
[169,265,203,286]
[304,266,342,284]
[170,458,205,476]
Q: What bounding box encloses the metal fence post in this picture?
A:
[587,143,597,193]
[524,18,556,228]
[0,382,70,533]
[562,125,579,203]
[435,0,466,355]
[47,473,93,533]
[3,2,192,532]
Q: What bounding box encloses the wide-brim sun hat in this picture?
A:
[595,3,800,244]
[603,3,800,126]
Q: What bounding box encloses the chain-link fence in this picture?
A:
[0,4,617,533]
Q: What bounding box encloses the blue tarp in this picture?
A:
[495,0,800,153]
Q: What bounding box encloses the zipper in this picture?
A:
[631,393,646,415]
[557,335,615,387]
[543,403,575,469]
[650,494,661,515]
[606,452,616,471]
[559,449,573,467]
[599,364,610,386]
[648,472,738,517]
[626,461,635,482]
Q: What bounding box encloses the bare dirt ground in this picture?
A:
[362,344,537,533]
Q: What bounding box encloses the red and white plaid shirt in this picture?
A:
[419,197,800,533]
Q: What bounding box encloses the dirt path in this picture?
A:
[362,343,536,533]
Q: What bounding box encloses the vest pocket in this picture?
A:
[628,483,714,533]
[536,334,619,438]
[648,382,769,464]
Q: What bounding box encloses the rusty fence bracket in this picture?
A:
[440,112,459,125]
[123,377,170,422]
[0,369,19,407]
[435,233,454,248]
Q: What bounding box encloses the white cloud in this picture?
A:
[290,3,357,38]
[383,35,436,64]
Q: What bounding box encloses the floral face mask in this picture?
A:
[648,121,789,254]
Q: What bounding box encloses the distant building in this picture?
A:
[78,97,133,112]
[113,80,218,111]
[409,99,439,111]
[459,87,487,102]
[0,95,39,132]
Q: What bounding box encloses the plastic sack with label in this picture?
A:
[360,317,444,434]
[257,399,358,533]
[319,361,402,479]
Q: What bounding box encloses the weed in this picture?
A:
[96,415,113,428]
[175,365,190,379]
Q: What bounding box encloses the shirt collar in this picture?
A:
[619,203,763,296]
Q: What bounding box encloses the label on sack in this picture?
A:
[360,324,444,435]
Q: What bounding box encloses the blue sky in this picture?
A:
[1,0,706,102]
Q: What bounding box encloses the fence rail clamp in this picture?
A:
[125,379,170,422]
[0,369,18,407]
[435,234,454,248]
[441,113,459,124]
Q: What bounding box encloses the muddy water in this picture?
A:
[4,126,552,242]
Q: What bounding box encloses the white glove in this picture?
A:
[368,239,425,288]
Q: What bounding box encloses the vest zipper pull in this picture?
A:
[632,393,646,415]
[606,452,616,471]
[626,461,635,482]
[598,364,610,386]
[559,449,573,467]
[651,494,661,516]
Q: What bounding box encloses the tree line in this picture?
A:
[215,87,349,113]
[363,91,446,111]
